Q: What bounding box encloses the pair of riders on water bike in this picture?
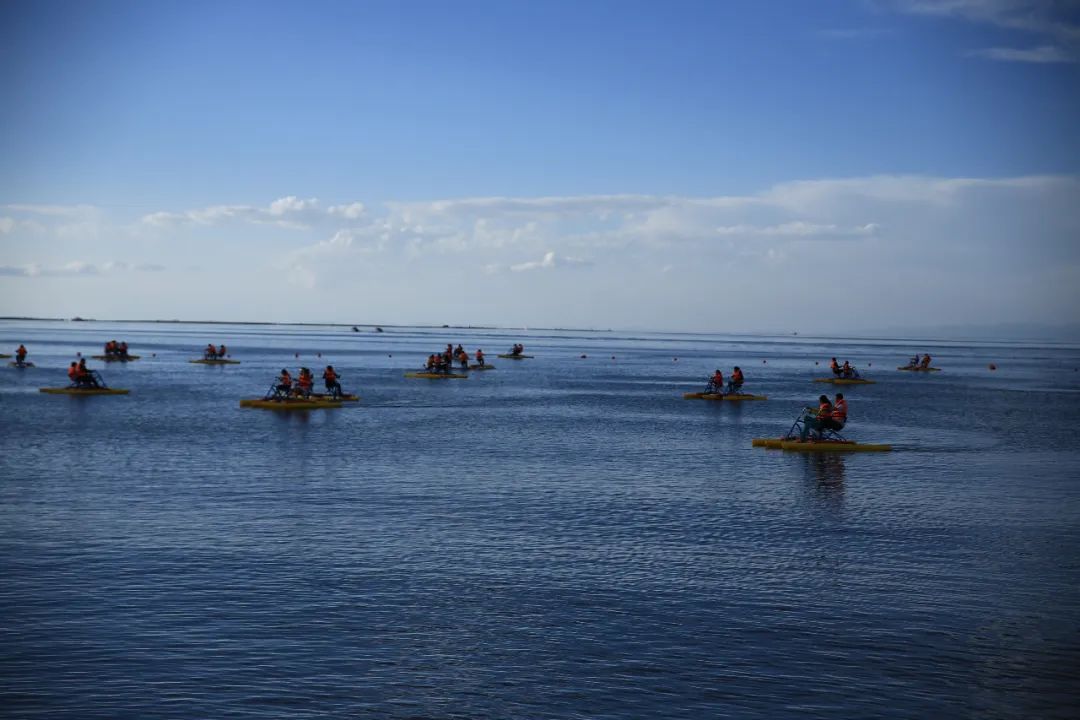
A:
[829,358,861,379]
[794,393,848,442]
[274,366,343,399]
[706,366,744,395]
[67,359,101,388]
[204,343,229,360]
[906,353,932,369]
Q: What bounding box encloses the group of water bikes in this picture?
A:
[23,337,936,450]
[683,353,938,452]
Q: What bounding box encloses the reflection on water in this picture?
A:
[801,453,846,508]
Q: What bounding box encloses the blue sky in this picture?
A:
[1,0,1078,333]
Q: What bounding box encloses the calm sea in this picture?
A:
[2,320,1078,719]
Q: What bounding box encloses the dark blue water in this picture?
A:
[2,320,1079,719]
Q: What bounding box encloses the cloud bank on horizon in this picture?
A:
[2,174,1077,333]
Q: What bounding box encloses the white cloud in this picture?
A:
[966,45,1076,63]
[3,203,99,217]
[329,202,366,219]
[0,217,14,234]
[0,261,167,277]
[508,251,590,272]
[268,196,319,216]
[714,222,879,237]
[139,196,370,232]
[892,0,1080,62]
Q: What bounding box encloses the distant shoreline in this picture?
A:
[2,316,1078,346]
[0,316,611,333]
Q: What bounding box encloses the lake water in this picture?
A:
[2,320,1079,719]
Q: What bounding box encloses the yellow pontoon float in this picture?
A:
[683,392,767,401]
[40,386,129,396]
[752,437,891,452]
[813,377,876,385]
[239,397,342,410]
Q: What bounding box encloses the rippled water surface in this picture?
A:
[2,320,1079,719]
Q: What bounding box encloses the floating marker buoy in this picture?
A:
[580,354,587,359]
[989,363,997,370]
[815,361,819,366]
[673,357,678,362]
[295,352,299,358]
[763,360,767,364]
[317,353,321,358]
[868,362,872,367]
[611,355,615,360]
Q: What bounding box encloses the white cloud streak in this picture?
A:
[966,45,1076,62]
[0,261,166,277]
[891,0,1080,62]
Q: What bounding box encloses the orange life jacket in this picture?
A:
[732,369,743,383]
[818,401,832,417]
[832,399,847,423]
[298,374,313,389]
[323,368,336,382]
[712,372,723,385]
[280,371,292,386]
[67,365,77,380]
[830,359,839,370]
[76,365,89,379]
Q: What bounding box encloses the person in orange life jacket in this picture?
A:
[921,353,932,368]
[76,358,98,387]
[457,350,469,369]
[67,361,78,385]
[830,357,841,376]
[205,343,217,359]
[296,368,314,397]
[832,393,847,428]
[799,395,836,441]
[218,344,227,358]
[726,366,744,394]
[708,369,724,394]
[475,349,485,367]
[322,365,341,397]
[15,344,27,363]
[119,341,129,358]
